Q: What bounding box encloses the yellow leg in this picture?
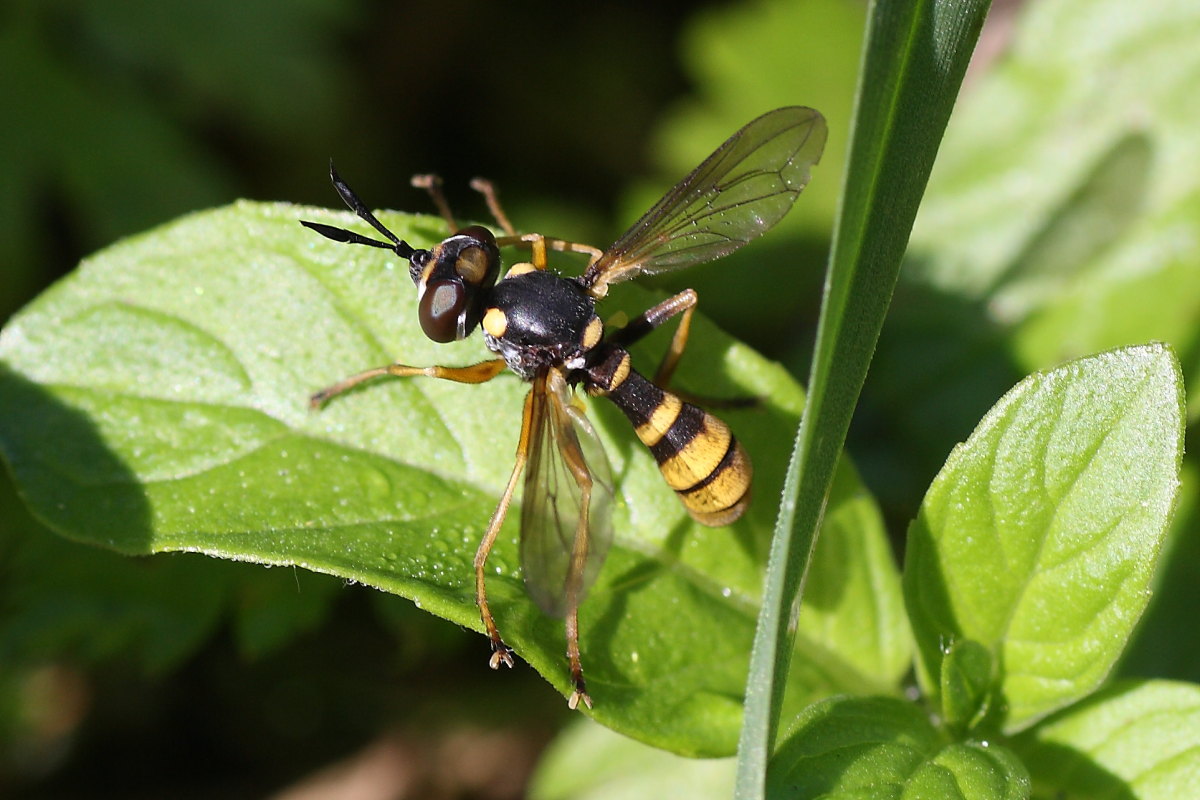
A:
[607,290,753,408]
[469,176,602,270]
[494,233,604,267]
[525,233,549,270]
[565,600,591,710]
[607,289,698,387]
[544,237,604,262]
[309,358,506,409]
[474,389,537,668]
[654,295,697,388]
[548,375,596,709]
[563,491,593,709]
[411,174,604,271]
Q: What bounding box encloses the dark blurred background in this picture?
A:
[1,0,707,321]
[0,0,862,797]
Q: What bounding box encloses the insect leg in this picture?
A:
[543,237,604,263]
[474,388,537,670]
[524,234,550,270]
[469,177,517,236]
[493,234,604,271]
[410,174,458,231]
[551,389,598,710]
[563,501,594,710]
[466,177,605,269]
[309,358,507,409]
[608,289,698,386]
[468,179,602,275]
[565,596,590,710]
[609,289,757,409]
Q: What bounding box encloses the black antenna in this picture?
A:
[300,161,416,260]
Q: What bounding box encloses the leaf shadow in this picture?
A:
[1014,736,1138,800]
[0,364,154,552]
[583,513,699,680]
[854,267,1025,530]
[904,502,1014,731]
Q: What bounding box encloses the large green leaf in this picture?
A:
[768,695,1030,800]
[1013,679,1200,799]
[0,200,902,755]
[905,344,1184,732]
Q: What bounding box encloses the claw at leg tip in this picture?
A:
[567,690,593,710]
[488,645,515,670]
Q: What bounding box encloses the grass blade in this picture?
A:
[734,0,993,795]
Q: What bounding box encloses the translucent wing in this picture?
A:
[520,370,615,618]
[582,106,827,295]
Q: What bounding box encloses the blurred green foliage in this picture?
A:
[0,0,718,795]
[3,0,1200,796]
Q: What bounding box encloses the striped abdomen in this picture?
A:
[585,348,751,526]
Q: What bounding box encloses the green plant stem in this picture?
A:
[734,0,992,796]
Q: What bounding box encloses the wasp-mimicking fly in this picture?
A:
[301,107,827,709]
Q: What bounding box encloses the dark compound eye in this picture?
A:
[457,225,496,246]
[419,279,467,342]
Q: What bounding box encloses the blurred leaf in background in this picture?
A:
[865,0,1200,517]
[0,0,354,321]
[629,0,864,358]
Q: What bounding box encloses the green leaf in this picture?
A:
[905,344,1185,732]
[767,695,1030,800]
[1013,680,1200,799]
[940,638,996,734]
[1121,461,1200,681]
[736,0,991,792]
[0,200,895,755]
[865,0,1200,529]
[796,458,911,690]
[908,0,1200,373]
[0,455,347,673]
[529,719,734,800]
